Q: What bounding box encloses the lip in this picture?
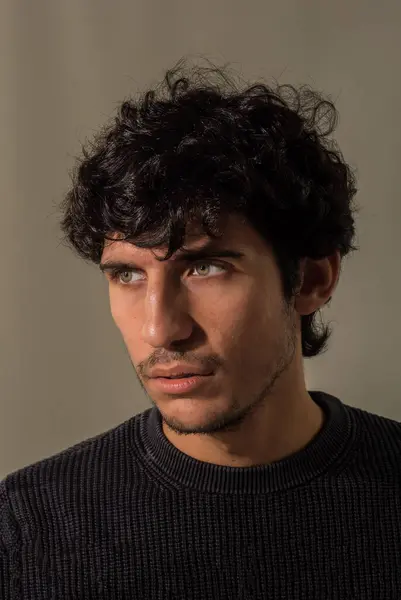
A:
[148,373,214,394]
[149,364,213,379]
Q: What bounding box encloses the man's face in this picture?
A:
[100,215,299,435]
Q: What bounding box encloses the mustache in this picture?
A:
[132,353,222,379]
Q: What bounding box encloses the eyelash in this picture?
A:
[108,261,229,285]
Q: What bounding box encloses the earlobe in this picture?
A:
[294,292,321,316]
[294,254,340,316]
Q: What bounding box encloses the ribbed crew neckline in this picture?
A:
[134,391,356,494]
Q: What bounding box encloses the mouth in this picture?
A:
[153,371,213,379]
[156,373,210,379]
[149,372,214,394]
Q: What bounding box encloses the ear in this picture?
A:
[294,252,341,316]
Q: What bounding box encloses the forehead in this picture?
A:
[101,214,271,261]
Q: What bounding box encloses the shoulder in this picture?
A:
[349,401,401,438]
[345,400,401,473]
[0,410,145,547]
[0,478,19,554]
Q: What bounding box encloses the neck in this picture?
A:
[162,384,325,468]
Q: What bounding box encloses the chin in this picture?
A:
[160,398,237,435]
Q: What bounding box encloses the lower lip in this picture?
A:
[149,374,213,394]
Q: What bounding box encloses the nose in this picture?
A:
[141,278,194,348]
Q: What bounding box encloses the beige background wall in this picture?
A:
[1,0,400,478]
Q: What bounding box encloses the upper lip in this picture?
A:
[149,364,213,378]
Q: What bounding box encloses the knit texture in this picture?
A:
[1,391,401,599]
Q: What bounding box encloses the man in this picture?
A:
[1,61,400,599]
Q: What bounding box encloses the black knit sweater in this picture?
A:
[1,391,401,599]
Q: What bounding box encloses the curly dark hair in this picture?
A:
[59,60,359,358]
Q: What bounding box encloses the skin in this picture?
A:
[100,214,340,467]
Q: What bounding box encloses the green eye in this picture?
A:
[109,268,142,284]
[191,262,226,277]
[108,260,228,286]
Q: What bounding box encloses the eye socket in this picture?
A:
[108,268,141,285]
[108,260,229,286]
[188,262,227,278]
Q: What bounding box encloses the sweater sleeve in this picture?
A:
[0,478,21,600]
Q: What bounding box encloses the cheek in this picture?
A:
[109,293,139,344]
[109,293,124,329]
[215,286,283,363]
[206,286,270,348]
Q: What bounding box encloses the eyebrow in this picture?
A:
[99,248,245,272]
